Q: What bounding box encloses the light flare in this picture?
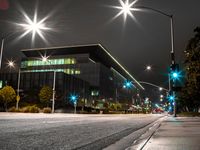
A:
[146,65,152,71]
[69,94,78,105]
[112,0,139,23]
[7,60,15,68]
[15,8,51,44]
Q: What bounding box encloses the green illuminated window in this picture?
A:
[64,69,80,75]
[25,68,81,75]
[0,80,2,88]
[75,70,81,74]
[91,90,99,96]
[21,58,76,67]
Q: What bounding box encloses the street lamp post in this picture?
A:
[138,81,169,92]
[0,10,50,69]
[52,71,56,113]
[0,32,16,69]
[134,6,177,117]
[7,60,20,109]
[145,65,171,91]
[115,2,177,117]
[134,6,176,64]
[42,57,56,113]
[70,95,78,114]
[1,11,50,109]
[74,103,77,114]
[0,39,4,69]
[16,68,21,109]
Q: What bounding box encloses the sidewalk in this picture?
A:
[135,117,200,150]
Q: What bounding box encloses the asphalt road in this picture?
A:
[0,113,163,150]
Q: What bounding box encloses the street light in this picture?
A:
[116,3,176,63]
[17,11,50,42]
[138,81,168,92]
[5,13,50,109]
[116,2,177,116]
[0,33,15,69]
[146,65,152,71]
[7,60,15,68]
[42,56,56,113]
[7,60,20,109]
[0,11,50,70]
[144,65,171,92]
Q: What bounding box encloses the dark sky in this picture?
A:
[0,0,200,91]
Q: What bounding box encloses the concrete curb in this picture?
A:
[104,116,166,150]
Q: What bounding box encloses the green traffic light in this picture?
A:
[172,72,178,78]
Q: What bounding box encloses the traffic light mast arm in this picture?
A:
[138,81,169,92]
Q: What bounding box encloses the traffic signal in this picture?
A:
[168,90,175,102]
[169,95,175,101]
[69,94,78,105]
[170,64,180,80]
[123,80,133,89]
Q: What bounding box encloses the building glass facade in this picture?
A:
[0,44,143,110]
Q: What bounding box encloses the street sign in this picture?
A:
[16,95,20,102]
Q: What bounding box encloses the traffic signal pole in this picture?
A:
[170,16,177,117]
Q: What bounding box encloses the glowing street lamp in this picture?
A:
[42,56,48,62]
[18,12,50,42]
[0,11,50,70]
[6,60,20,109]
[146,65,152,71]
[143,65,171,94]
[115,0,178,117]
[114,0,138,22]
[159,87,163,91]
[7,60,15,68]
[115,1,176,64]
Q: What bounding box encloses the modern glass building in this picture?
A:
[0,44,144,109]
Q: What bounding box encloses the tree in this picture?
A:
[39,86,52,107]
[179,27,200,112]
[0,86,16,111]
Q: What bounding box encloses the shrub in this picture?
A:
[21,105,40,113]
[29,105,40,113]
[22,106,30,113]
[8,107,21,112]
[43,107,52,113]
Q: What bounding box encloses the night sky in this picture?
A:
[0,0,200,93]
